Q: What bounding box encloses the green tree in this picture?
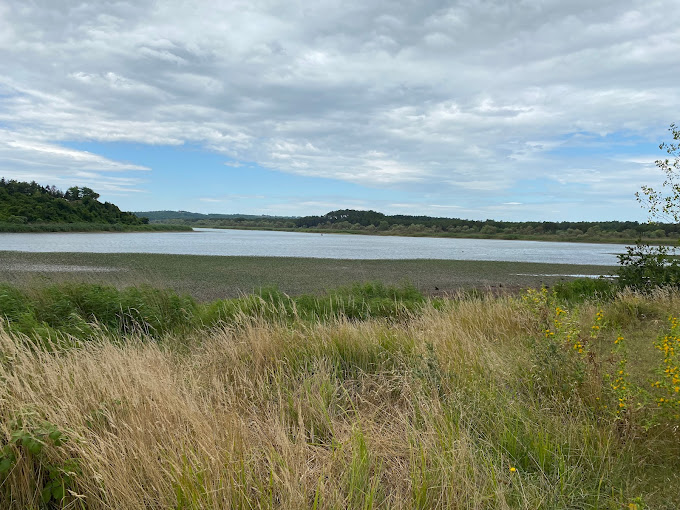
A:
[64,186,82,201]
[81,187,100,200]
[618,123,680,289]
[637,123,680,222]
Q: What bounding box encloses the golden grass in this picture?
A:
[0,293,678,509]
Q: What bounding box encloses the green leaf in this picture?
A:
[52,484,65,501]
[41,485,52,503]
[0,457,14,474]
[27,439,43,455]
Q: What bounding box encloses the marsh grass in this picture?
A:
[0,282,430,343]
[0,251,614,301]
[0,287,679,508]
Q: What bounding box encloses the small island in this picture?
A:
[0,179,191,233]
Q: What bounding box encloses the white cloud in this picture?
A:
[0,132,149,192]
[0,0,678,217]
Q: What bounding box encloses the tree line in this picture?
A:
[144,206,680,242]
[0,179,148,225]
[294,209,679,238]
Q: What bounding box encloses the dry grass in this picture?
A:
[0,293,678,509]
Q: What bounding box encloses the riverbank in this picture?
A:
[0,251,614,301]
[159,223,672,246]
[0,222,193,233]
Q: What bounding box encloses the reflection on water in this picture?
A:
[0,228,629,265]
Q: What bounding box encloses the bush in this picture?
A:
[617,242,680,290]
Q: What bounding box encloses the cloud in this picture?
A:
[0,132,149,192]
[0,0,679,217]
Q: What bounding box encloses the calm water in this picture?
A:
[0,228,628,265]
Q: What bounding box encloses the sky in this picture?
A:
[1,0,679,221]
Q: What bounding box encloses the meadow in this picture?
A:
[0,279,679,509]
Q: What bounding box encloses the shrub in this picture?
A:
[617,242,680,290]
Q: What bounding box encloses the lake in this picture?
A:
[0,228,629,265]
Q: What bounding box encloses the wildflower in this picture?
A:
[509,467,516,473]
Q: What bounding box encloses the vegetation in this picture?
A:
[0,179,189,232]
[617,123,680,289]
[0,281,429,342]
[294,209,680,241]
[142,207,680,244]
[637,122,680,223]
[0,281,678,508]
[0,251,614,301]
[0,180,145,225]
[0,222,189,233]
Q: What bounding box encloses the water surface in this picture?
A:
[0,228,629,265]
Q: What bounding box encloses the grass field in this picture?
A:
[0,283,678,509]
[0,251,615,301]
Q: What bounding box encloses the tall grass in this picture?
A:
[0,282,430,342]
[0,286,678,508]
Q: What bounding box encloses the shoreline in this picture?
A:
[0,223,193,233]
[176,224,672,246]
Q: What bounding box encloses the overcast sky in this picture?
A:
[1,0,679,220]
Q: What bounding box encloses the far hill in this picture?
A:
[135,210,289,221]
[0,179,189,233]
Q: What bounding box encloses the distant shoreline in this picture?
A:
[0,223,193,233]
[184,224,670,246]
